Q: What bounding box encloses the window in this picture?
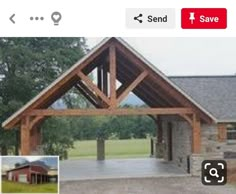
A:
[227,125,236,144]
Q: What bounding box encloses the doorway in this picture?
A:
[167,122,173,161]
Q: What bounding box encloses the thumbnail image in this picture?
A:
[1,156,58,193]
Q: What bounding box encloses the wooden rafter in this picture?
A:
[26,108,193,116]
[74,84,100,108]
[109,45,117,108]
[77,71,110,105]
[117,71,148,104]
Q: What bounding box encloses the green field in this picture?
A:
[69,138,150,159]
[2,181,58,193]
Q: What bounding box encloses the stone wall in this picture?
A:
[162,119,235,176]
[162,118,192,173]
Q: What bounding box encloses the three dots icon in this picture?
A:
[30,16,44,21]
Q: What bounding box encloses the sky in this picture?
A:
[1,156,58,172]
[86,37,236,76]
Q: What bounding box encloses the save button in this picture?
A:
[181,8,227,29]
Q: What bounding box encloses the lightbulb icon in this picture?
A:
[51,11,62,26]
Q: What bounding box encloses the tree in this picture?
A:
[41,117,74,159]
[0,38,87,155]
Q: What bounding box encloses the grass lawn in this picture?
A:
[68,138,150,159]
[2,180,58,193]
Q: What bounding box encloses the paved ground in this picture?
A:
[60,158,187,181]
[60,177,236,194]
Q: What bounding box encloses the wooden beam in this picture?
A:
[117,71,148,104]
[109,45,117,108]
[75,84,100,108]
[77,71,110,105]
[21,116,31,155]
[26,107,193,117]
[192,114,201,153]
[117,60,176,107]
[76,80,107,107]
[116,66,164,107]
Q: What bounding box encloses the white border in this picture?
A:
[1,155,59,194]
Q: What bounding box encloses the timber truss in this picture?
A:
[2,38,214,155]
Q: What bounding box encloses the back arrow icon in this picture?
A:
[10,14,15,24]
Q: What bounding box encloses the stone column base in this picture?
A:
[97,138,105,161]
[155,142,165,158]
[190,152,224,176]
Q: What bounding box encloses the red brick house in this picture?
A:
[6,161,58,184]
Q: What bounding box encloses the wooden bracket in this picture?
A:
[179,114,193,127]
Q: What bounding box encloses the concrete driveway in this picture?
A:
[60,158,187,181]
[60,177,236,194]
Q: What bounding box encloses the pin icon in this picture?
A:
[51,11,62,26]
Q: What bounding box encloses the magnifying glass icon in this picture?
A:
[209,168,219,178]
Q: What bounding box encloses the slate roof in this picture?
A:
[169,76,236,122]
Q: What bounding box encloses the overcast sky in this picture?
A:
[2,156,58,172]
[86,37,236,76]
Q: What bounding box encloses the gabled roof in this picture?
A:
[2,37,216,129]
[170,76,236,122]
[7,161,49,172]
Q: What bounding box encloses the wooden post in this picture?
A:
[20,116,31,155]
[97,65,102,90]
[103,66,108,96]
[109,45,117,108]
[192,114,201,153]
[217,123,227,142]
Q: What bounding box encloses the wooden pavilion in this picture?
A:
[2,37,216,157]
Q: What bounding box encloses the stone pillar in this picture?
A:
[155,142,165,158]
[155,116,164,158]
[97,138,105,160]
[190,153,224,176]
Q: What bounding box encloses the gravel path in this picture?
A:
[60,177,236,194]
